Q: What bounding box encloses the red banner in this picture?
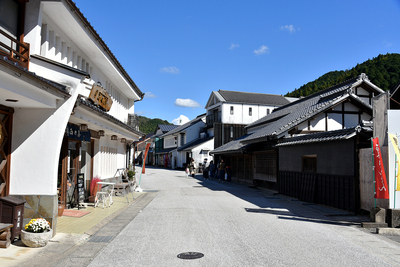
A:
[142,143,151,174]
[372,138,389,199]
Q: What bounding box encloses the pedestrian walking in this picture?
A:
[218,158,226,183]
[209,160,215,179]
[202,158,209,179]
[188,158,196,177]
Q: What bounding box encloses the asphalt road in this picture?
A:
[88,167,400,267]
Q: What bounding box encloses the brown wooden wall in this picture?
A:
[214,123,246,149]
[279,171,359,212]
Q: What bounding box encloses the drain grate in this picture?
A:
[177,252,204,260]
[88,236,114,243]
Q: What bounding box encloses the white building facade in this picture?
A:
[0,0,144,234]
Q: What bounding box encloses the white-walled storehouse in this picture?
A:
[205,90,291,148]
[0,0,144,234]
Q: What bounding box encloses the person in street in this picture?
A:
[218,158,226,183]
[188,158,196,177]
[202,158,209,179]
[209,160,215,179]
[226,165,232,182]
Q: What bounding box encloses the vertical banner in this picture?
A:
[142,143,151,174]
[372,137,389,199]
[389,133,400,191]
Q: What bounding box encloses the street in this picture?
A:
[86,167,400,266]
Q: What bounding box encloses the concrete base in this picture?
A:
[377,228,400,235]
[370,207,386,223]
[361,222,388,228]
[386,209,400,228]
[12,194,58,237]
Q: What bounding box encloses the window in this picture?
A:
[230,126,233,138]
[249,107,252,116]
[302,155,317,173]
[180,133,185,146]
[267,109,270,115]
[230,106,234,115]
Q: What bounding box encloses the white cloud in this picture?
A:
[280,25,297,33]
[253,45,269,55]
[228,43,239,50]
[144,92,156,98]
[174,98,202,108]
[160,66,180,74]
[172,115,190,125]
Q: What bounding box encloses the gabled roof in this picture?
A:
[206,90,290,109]
[241,74,383,144]
[160,114,206,137]
[177,136,214,152]
[156,124,179,134]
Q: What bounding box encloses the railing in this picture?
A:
[206,111,221,127]
[0,28,30,69]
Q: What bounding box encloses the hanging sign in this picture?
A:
[65,123,91,142]
[88,83,113,111]
[372,137,389,199]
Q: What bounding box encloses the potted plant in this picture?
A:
[89,176,102,203]
[127,170,135,180]
[21,218,52,247]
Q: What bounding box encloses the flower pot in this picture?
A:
[21,229,53,248]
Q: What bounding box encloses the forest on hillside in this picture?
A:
[285,53,400,98]
[138,115,173,134]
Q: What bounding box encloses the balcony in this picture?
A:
[0,28,30,69]
[206,111,221,127]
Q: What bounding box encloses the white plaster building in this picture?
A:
[205,90,291,149]
[0,0,144,234]
[159,114,210,169]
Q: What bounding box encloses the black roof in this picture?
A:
[241,73,383,144]
[156,124,179,134]
[218,90,290,106]
[209,134,251,155]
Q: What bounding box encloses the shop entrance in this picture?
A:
[58,124,93,208]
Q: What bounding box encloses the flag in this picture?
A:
[142,143,151,174]
[389,133,400,191]
[372,137,389,199]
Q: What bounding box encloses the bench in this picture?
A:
[0,223,13,248]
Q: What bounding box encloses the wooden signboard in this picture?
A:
[88,83,113,111]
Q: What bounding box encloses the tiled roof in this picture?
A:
[275,127,360,147]
[209,134,252,155]
[157,124,179,133]
[160,115,205,137]
[78,95,144,136]
[0,55,70,97]
[177,136,214,152]
[241,74,382,144]
[218,90,290,106]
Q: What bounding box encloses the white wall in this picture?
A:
[221,103,277,125]
[10,78,82,195]
[388,110,400,209]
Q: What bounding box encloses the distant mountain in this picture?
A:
[138,115,173,134]
[285,53,400,98]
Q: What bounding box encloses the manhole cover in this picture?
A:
[177,252,204,260]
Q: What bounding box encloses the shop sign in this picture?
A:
[88,83,113,111]
[66,123,91,142]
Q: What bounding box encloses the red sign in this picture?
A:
[142,143,151,174]
[372,138,389,199]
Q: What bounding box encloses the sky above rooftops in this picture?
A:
[73,0,400,125]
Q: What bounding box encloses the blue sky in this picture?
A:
[74,0,400,125]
